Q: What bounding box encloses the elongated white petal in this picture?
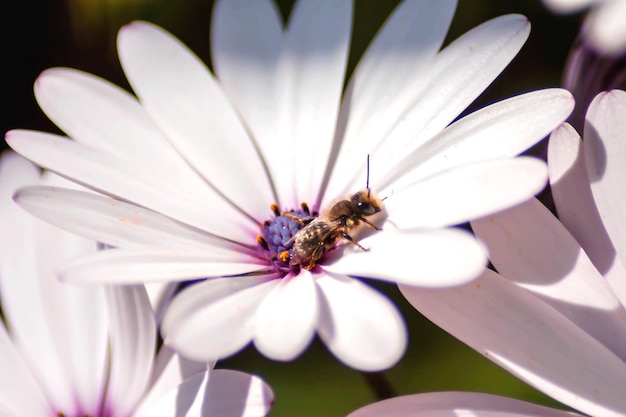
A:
[325,0,456,202]
[584,90,626,273]
[385,157,547,228]
[472,198,626,363]
[254,270,318,360]
[281,0,352,204]
[548,123,626,305]
[348,391,583,417]
[327,14,533,200]
[35,68,203,170]
[316,273,406,371]
[0,153,108,415]
[400,269,626,417]
[14,185,244,251]
[61,249,267,284]
[135,346,209,415]
[105,285,156,417]
[7,130,257,242]
[162,277,279,361]
[0,321,51,417]
[377,88,573,192]
[134,370,274,417]
[323,228,486,287]
[117,21,274,222]
[211,0,285,204]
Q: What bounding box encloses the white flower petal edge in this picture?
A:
[280,0,352,204]
[13,185,243,252]
[135,370,274,417]
[348,391,582,417]
[326,13,533,200]
[254,270,319,361]
[472,198,626,363]
[548,122,626,305]
[162,277,280,362]
[104,286,155,416]
[6,130,256,242]
[117,21,274,221]
[317,273,406,371]
[0,152,108,416]
[323,228,486,287]
[378,88,574,192]
[138,346,209,413]
[584,90,626,272]
[60,249,267,284]
[400,269,626,417]
[384,157,548,229]
[322,0,457,201]
[0,320,51,417]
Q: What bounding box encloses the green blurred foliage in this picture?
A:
[2,1,583,416]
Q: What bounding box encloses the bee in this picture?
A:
[288,157,384,270]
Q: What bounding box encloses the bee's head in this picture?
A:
[352,190,383,217]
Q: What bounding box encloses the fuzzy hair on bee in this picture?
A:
[288,156,384,270]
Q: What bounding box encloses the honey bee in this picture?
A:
[288,158,384,270]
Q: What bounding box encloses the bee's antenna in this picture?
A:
[366,154,371,198]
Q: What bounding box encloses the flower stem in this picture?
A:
[361,371,396,400]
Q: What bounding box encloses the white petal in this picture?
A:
[0,321,51,417]
[377,88,573,192]
[105,285,156,417]
[324,0,456,202]
[34,68,201,169]
[117,21,274,221]
[316,273,406,371]
[584,90,626,271]
[587,0,626,55]
[280,0,352,204]
[323,228,486,287]
[472,198,626,363]
[0,154,108,416]
[14,185,243,251]
[385,157,547,228]
[137,346,209,415]
[61,248,267,284]
[6,129,256,243]
[254,270,318,360]
[548,123,626,305]
[134,370,273,417]
[348,391,583,417]
[400,269,626,417]
[328,14,533,199]
[162,277,279,361]
[211,0,286,204]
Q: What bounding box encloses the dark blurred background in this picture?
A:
[2,1,582,416]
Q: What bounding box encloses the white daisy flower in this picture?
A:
[400,90,626,416]
[0,152,274,417]
[6,0,573,371]
[542,0,626,55]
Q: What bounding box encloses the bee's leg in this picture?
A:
[283,213,316,225]
[304,246,325,270]
[341,232,369,252]
[360,217,382,231]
